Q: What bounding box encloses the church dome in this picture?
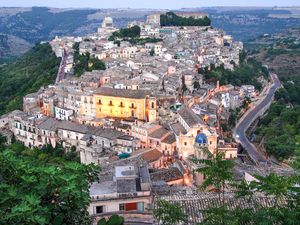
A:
[195,133,207,144]
[102,17,114,28]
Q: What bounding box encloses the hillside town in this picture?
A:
[0,12,275,224]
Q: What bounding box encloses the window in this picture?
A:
[184,142,187,146]
[151,102,155,109]
[131,103,135,108]
[119,203,125,211]
[109,100,113,106]
[76,136,78,140]
[120,101,123,107]
[131,110,135,117]
[95,206,103,214]
[98,99,102,104]
[210,141,212,145]
[99,107,101,112]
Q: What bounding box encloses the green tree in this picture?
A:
[160,12,211,27]
[193,81,201,90]
[154,200,186,225]
[0,43,60,115]
[0,134,6,150]
[191,152,234,204]
[199,205,238,225]
[97,215,124,225]
[150,48,155,56]
[0,142,100,225]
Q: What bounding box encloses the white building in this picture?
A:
[89,165,152,217]
[54,106,74,121]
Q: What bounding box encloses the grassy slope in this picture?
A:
[0,43,60,115]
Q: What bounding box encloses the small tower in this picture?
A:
[147,97,157,122]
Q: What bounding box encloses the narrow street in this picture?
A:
[55,48,67,84]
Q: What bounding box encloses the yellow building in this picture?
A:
[93,87,157,122]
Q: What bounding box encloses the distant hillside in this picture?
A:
[247,28,300,162]
[0,7,149,59]
[0,34,32,57]
[0,43,60,115]
[207,8,300,41]
[1,7,300,59]
[247,28,300,78]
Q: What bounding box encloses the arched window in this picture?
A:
[151,102,155,109]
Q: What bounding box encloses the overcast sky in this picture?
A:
[0,0,299,9]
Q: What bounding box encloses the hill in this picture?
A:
[1,7,300,59]
[0,7,150,59]
[0,43,60,115]
[247,29,300,162]
[247,28,300,78]
[0,33,32,58]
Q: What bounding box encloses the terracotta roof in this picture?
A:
[149,127,170,139]
[178,105,204,127]
[170,122,187,136]
[142,149,163,163]
[150,167,183,183]
[95,87,151,99]
[155,193,286,225]
[161,133,176,144]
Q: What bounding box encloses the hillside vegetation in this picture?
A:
[247,29,300,162]
[160,12,211,27]
[73,43,106,77]
[255,76,300,162]
[0,139,100,225]
[200,55,269,90]
[0,43,60,115]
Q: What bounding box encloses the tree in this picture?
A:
[150,48,155,56]
[191,152,234,204]
[0,134,6,150]
[154,200,186,225]
[160,12,211,27]
[199,205,238,225]
[193,81,200,90]
[97,215,124,225]
[0,142,100,225]
[0,43,60,115]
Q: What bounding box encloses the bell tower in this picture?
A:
[147,97,157,122]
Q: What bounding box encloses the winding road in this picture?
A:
[234,73,281,165]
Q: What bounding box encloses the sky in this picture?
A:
[0,0,299,9]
